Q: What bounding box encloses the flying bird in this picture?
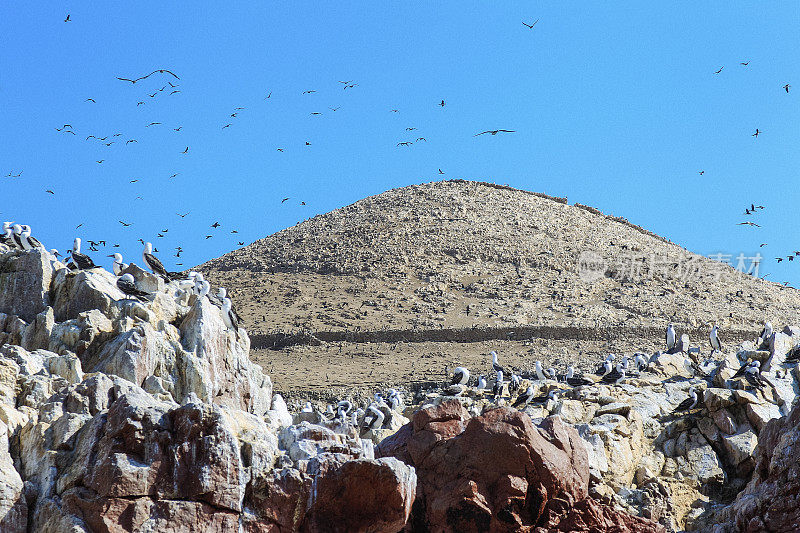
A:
[698,170,704,175]
[740,61,750,66]
[211,222,221,228]
[177,212,189,218]
[181,147,188,154]
[173,127,182,131]
[281,197,290,203]
[329,107,340,111]
[45,189,54,195]
[222,124,232,129]
[126,139,137,144]
[439,100,445,107]
[737,222,761,227]
[146,122,161,127]
[302,90,316,94]
[522,19,539,29]
[438,169,444,174]
[783,84,790,93]
[64,14,70,22]
[170,90,180,95]
[5,171,22,177]
[752,129,761,137]
[714,67,724,74]
[96,160,104,164]
[116,69,180,84]
[474,129,515,136]
[119,220,132,227]
[397,142,413,147]
[86,98,96,103]
[237,241,244,246]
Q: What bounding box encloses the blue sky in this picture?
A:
[2,3,798,284]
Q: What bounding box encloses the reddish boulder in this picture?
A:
[379,400,664,533]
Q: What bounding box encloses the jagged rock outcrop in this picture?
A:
[704,402,800,532]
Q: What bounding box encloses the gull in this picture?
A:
[302,90,316,94]
[211,222,221,228]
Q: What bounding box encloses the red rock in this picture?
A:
[379,402,663,533]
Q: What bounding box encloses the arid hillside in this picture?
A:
[199,180,799,397]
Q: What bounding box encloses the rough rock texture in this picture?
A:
[378,399,663,532]
[707,403,800,532]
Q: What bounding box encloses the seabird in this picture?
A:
[634,353,649,372]
[142,242,178,279]
[388,389,402,410]
[362,404,385,432]
[221,298,240,336]
[492,370,504,398]
[601,362,626,384]
[11,224,25,248]
[732,360,759,379]
[18,225,43,250]
[512,385,536,408]
[673,387,698,413]
[336,400,352,420]
[0,222,16,248]
[194,276,211,300]
[535,360,547,381]
[509,373,521,394]
[709,324,723,355]
[565,366,593,387]
[757,321,773,346]
[69,238,97,270]
[451,366,470,385]
[116,273,151,301]
[477,375,487,389]
[595,359,612,377]
[785,344,800,363]
[301,402,313,413]
[108,253,127,276]
[666,323,676,351]
[743,365,773,390]
[490,351,505,374]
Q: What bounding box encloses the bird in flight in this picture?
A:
[230,113,238,117]
[86,98,96,103]
[177,212,189,218]
[698,170,704,175]
[416,137,427,142]
[390,109,399,113]
[760,243,768,247]
[329,107,340,111]
[211,222,221,228]
[96,160,104,163]
[522,19,539,29]
[205,235,212,239]
[181,147,188,154]
[222,124,232,129]
[338,80,353,85]
[170,90,180,95]
[302,90,316,94]
[146,123,161,128]
[281,197,290,203]
[439,100,445,107]
[5,171,22,177]
[438,169,444,174]
[310,112,322,116]
[737,222,761,227]
[783,84,790,93]
[126,139,137,144]
[137,101,145,106]
[305,142,311,146]
[231,230,238,234]
[45,189,55,194]
[474,129,515,136]
[116,69,180,84]
[174,127,182,131]
[777,257,784,263]
[397,141,413,147]
[752,129,762,138]
[405,127,417,131]
[740,61,750,66]
[119,221,132,227]
[714,67,724,74]
[130,179,139,183]
[238,241,244,246]
[276,148,284,152]
[169,173,179,179]
[264,92,272,99]
[64,14,71,22]
[55,125,72,131]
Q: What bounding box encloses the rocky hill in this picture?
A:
[198,180,800,398]
[200,180,800,336]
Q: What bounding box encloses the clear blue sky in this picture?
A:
[2,3,798,284]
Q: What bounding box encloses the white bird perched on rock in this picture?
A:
[116,273,151,301]
[490,350,504,373]
[194,276,211,299]
[108,253,127,276]
[512,385,535,408]
[601,362,626,384]
[758,322,773,347]
[535,360,547,381]
[0,222,15,248]
[545,367,557,380]
[221,297,239,336]
[388,389,403,410]
[732,360,759,379]
[709,324,723,355]
[666,323,676,351]
[10,224,24,248]
[301,402,313,413]
[352,407,364,426]
[673,387,698,413]
[69,238,97,270]
[509,373,521,394]
[20,225,43,250]
[634,353,649,372]
[142,242,179,280]
[362,404,385,432]
[451,366,470,385]
[565,366,593,387]
[336,400,352,420]
[492,370,504,398]
[477,375,487,390]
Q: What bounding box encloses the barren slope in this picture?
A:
[201,180,800,337]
